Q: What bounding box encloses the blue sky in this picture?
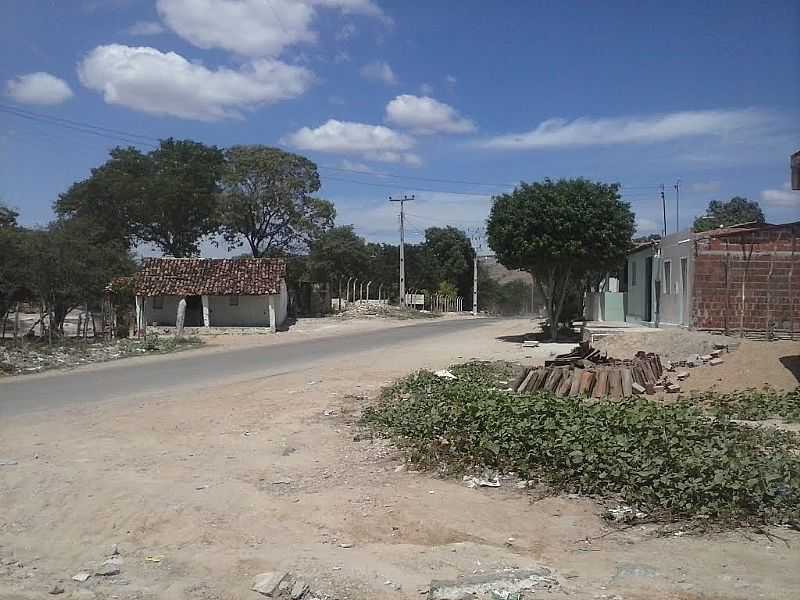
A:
[2,0,798,253]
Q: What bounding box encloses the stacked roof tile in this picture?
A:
[132,258,286,296]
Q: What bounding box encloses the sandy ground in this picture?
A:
[1,317,799,600]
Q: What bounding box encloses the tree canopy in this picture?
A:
[55,139,225,257]
[307,225,370,283]
[487,178,635,339]
[693,196,766,232]
[218,146,334,257]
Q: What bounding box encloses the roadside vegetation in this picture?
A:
[0,334,202,377]
[362,362,800,526]
[700,388,800,423]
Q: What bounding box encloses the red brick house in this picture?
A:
[692,222,799,337]
[624,221,800,338]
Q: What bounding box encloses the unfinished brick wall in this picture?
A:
[692,225,799,336]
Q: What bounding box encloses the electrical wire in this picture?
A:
[1,103,670,197]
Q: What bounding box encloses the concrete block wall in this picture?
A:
[692,227,799,334]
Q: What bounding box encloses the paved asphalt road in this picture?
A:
[0,318,495,417]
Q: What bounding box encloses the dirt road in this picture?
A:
[1,317,797,600]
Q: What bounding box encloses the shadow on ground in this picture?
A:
[496,331,581,344]
[779,355,800,385]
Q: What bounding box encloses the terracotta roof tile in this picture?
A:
[133,258,286,296]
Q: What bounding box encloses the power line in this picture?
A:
[323,175,494,197]
[0,105,157,148]
[1,103,671,197]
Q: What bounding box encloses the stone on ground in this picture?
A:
[429,568,558,599]
[252,572,289,597]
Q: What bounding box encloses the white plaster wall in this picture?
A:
[626,249,654,321]
[208,295,270,327]
[144,296,180,326]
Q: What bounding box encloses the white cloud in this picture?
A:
[481,108,775,150]
[761,183,800,209]
[360,60,397,85]
[419,82,433,95]
[635,218,660,235]
[335,22,357,41]
[690,181,721,193]
[445,74,456,85]
[127,20,165,35]
[5,72,73,105]
[157,0,387,58]
[333,50,350,63]
[336,191,490,240]
[78,44,313,121]
[385,94,475,135]
[284,118,419,165]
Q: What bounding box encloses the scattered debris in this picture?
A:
[95,562,121,576]
[522,340,539,348]
[144,555,164,563]
[0,459,18,466]
[252,572,289,597]
[709,357,724,366]
[71,573,91,583]
[48,584,65,595]
[434,369,457,380]
[428,568,558,600]
[676,371,690,381]
[339,543,353,548]
[463,473,501,488]
[271,479,292,485]
[110,544,120,556]
[605,505,648,523]
[290,580,310,599]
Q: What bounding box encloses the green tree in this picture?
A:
[218,146,335,257]
[0,202,18,229]
[24,218,136,335]
[422,226,475,300]
[55,139,225,257]
[487,178,635,340]
[140,139,225,256]
[307,226,370,293]
[693,196,766,232]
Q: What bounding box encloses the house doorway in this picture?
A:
[185,295,204,326]
[680,257,689,325]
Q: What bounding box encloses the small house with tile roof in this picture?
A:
[131,258,288,333]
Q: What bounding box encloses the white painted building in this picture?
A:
[132,258,288,333]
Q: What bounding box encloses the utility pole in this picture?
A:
[469,228,483,316]
[472,253,478,316]
[660,184,667,237]
[389,195,414,306]
[674,179,680,233]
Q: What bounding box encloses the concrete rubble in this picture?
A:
[251,571,324,599]
[428,568,559,600]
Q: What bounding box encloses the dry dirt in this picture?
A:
[593,328,800,393]
[1,317,799,600]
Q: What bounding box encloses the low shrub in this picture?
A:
[698,388,800,423]
[363,366,800,525]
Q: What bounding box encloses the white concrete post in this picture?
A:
[134,296,143,336]
[268,296,277,333]
[176,297,187,337]
[201,295,210,327]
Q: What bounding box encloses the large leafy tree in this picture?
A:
[23,218,136,334]
[487,178,635,340]
[693,196,766,232]
[55,139,225,257]
[307,226,370,282]
[0,202,18,229]
[218,146,335,257]
[421,226,475,298]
